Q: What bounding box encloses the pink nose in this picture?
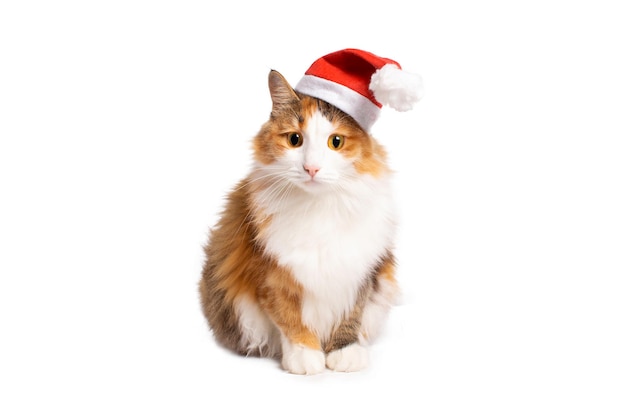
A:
[304,164,320,178]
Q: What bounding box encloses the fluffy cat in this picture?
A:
[199,70,400,374]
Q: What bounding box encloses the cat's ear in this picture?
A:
[268,70,299,110]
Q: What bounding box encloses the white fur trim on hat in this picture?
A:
[295,75,382,132]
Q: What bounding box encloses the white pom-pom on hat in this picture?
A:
[295,48,423,131]
[370,64,424,112]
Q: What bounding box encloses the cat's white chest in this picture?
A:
[256,181,395,340]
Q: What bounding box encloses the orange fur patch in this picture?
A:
[353,138,389,176]
[378,254,397,283]
[258,264,322,351]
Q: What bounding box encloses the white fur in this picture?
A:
[326,343,369,372]
[281,337,326,375]
[253,110,396,342]
[235,296,281,357]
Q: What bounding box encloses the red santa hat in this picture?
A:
[295,48,424,131]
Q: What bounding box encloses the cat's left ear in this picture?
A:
[268,70,299,110]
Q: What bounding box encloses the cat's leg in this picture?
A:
[259,267,326,375]
[359,253,399,343]
[279,331,326,375]
[326,312,369,372]
[324,253,399,372]
[324,284,372,372]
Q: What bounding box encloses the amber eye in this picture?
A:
[328,134,345,150]
[287,132,303,147]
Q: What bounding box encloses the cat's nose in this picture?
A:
[303,164,320,178]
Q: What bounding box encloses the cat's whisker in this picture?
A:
[272,182,294,213]
[267,178,295,210]
[235,167,287,191]
[229,173,290,238]
[253,173,291,206]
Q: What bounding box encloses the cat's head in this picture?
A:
[252,70,389,194]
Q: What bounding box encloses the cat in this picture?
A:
[199,69,400,375]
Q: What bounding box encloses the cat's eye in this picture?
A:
[287,132,303,147]
[328,134,345,150]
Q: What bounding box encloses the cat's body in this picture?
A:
[199,70,400,374]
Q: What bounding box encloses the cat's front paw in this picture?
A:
[281,344,326,375]
[326,343,369,372]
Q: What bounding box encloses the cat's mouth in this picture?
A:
[304,178,321,186]
[298,177,328,192]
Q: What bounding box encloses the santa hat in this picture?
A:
[295,48,424,132]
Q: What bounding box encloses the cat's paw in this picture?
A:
[281,344,326,375]
[326,343,369,372]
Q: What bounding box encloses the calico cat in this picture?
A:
[200,49,421,374]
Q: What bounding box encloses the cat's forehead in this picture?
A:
[295,96,362,134]
[302,107,336,139]
[301,97,339,120]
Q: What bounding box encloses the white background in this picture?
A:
[1,1,625,416]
